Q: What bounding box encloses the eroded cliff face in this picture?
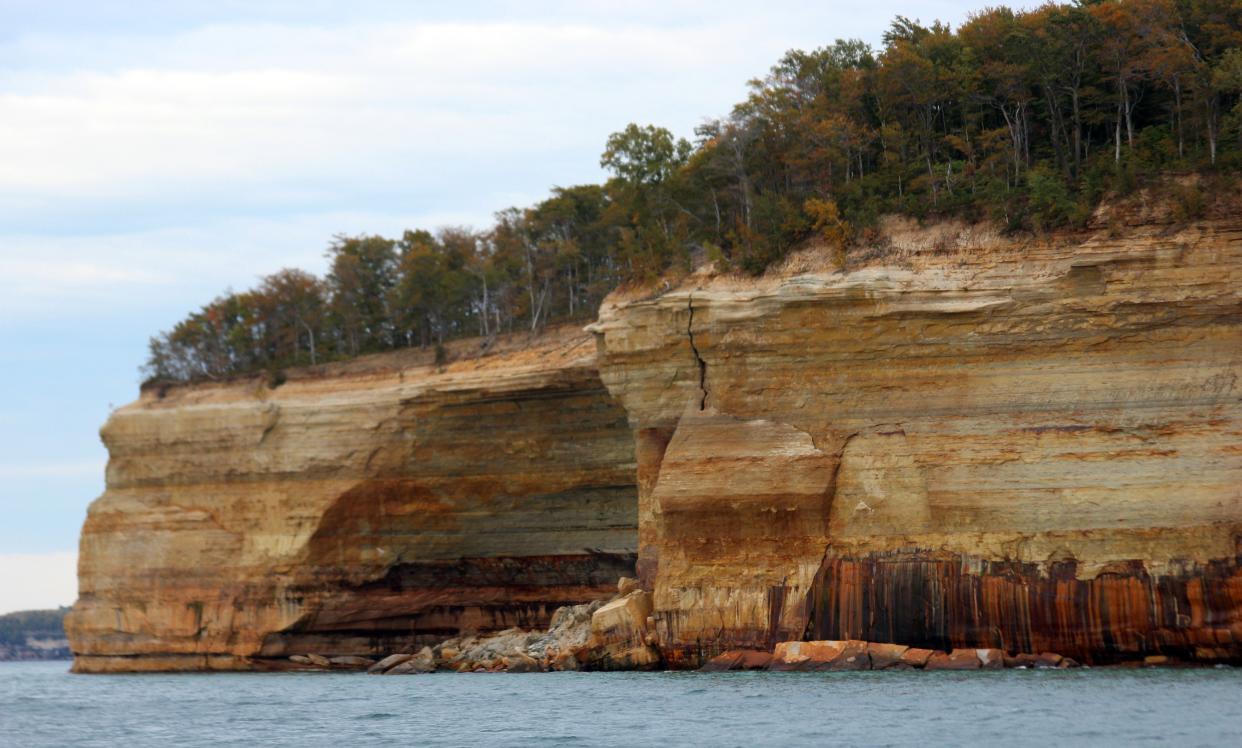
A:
[70,199,1242,672]
[590,206,1242,666]
[67,328,638,672]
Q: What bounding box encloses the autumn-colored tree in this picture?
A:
[804,197,852,267]
[256,269,326,366]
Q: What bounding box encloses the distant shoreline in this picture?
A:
[0,608,69,661]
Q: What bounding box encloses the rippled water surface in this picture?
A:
[2,661,1240,746]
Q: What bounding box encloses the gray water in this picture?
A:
[2,661,1240,747]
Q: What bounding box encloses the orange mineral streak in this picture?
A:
[806,550,1242,664]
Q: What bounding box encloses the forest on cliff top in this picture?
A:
[145,0,1242,383]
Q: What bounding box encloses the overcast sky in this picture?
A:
[0,0,1020,614]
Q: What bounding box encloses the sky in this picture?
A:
[0,0,1019,615]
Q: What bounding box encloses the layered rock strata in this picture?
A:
[67,328,638,672]
[70,199,1242,672]
[590,207,1242,667]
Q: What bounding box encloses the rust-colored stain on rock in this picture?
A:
[806,549,1242,664]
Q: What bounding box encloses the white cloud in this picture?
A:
[0,16,794,322]
[0,20,762,206]
[0,551,78,615]
[0,461,104,480]
[0,4,1016,323]
[0,208,495,320]
[3,257,168,290]
[1,3,1027,212]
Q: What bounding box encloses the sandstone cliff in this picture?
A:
[70,195,1242,671]
[67,327,638,672]
[590,199,1242,666]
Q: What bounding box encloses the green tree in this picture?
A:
[325,235,397,355]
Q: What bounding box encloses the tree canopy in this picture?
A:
[145,0,1242,383]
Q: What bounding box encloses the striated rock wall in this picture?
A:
[67,328,638,672]
[70,197,1242,671]
[590,207,1242,666]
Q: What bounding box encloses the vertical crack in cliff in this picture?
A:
[687,294,708,411]
[805,428,860,643]
[823,430,861,527]
[257,404,280,446]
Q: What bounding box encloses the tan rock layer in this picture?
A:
[591,215,1242,667]
[68,328,638,672]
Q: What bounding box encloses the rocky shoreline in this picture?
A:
[270,579,1219,674]
[274,578,659,675]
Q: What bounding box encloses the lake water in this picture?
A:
[2,661,1240,746]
